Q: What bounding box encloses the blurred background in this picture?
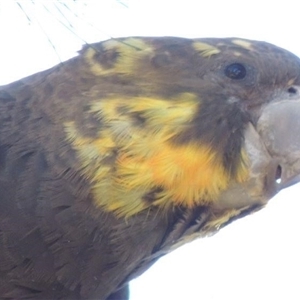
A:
[0,1,299,299]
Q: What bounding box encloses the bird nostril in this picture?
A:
[276,165,282,183]
[287,86,297,94]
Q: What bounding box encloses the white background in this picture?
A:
[0,1,300,299]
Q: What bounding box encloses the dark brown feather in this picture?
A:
[1,37,300,299]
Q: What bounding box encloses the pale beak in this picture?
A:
[213,93,300,211]
[257,98,300,191]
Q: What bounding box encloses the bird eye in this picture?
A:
[225,63,246,80]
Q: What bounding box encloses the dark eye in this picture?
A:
[225,63,247,80]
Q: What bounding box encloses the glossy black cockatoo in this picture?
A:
[1,37,300,299]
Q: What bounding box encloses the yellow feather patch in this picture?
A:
[193,42,221,57]
[84,38,154,76]
[287,78,296,86]
[232,39,253,50]
[233,51,242,57]
[65,93,248,217]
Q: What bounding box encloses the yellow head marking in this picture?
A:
[66,93,248,217]
[117,143,229,208]
[233,51,242,57]
[193,42,221,57]
[232,39,253,50]
[84,38,154,76]
[288,78,296,86]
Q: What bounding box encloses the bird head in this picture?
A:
[62,37,300,226]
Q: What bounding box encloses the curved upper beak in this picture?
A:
[213,90,300,211]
